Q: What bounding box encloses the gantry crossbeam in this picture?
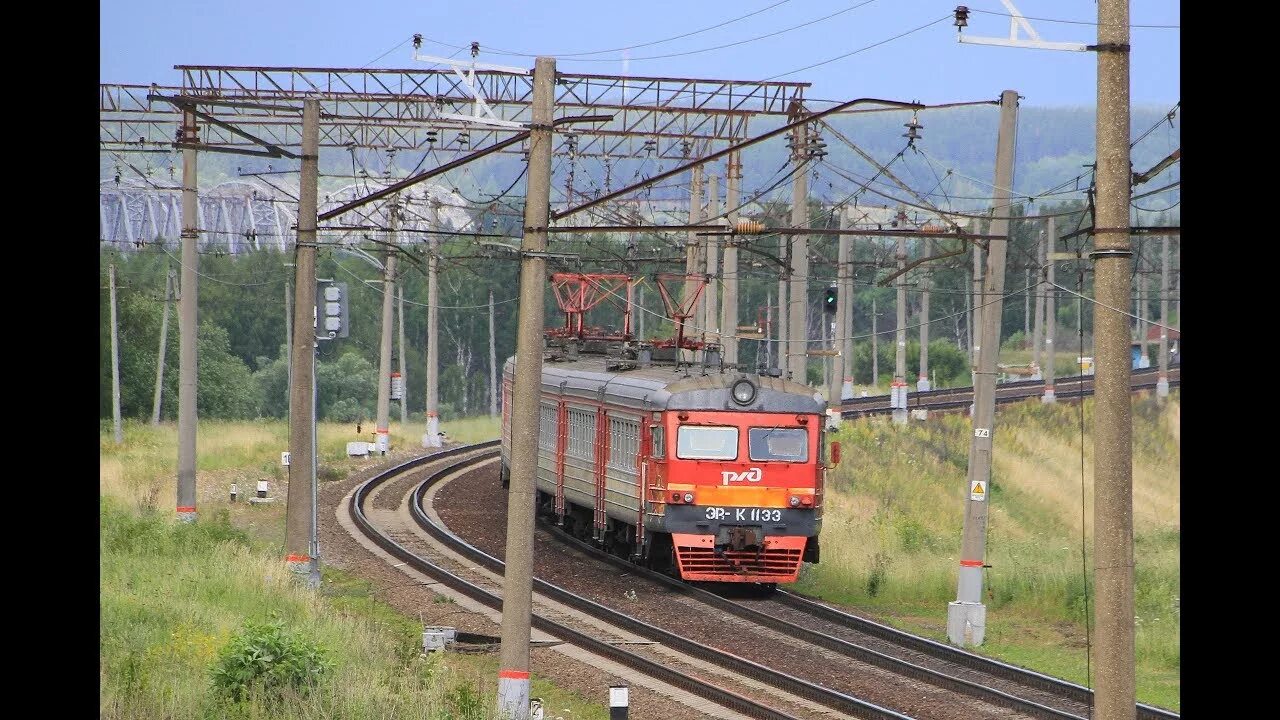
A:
[101,67,808,159]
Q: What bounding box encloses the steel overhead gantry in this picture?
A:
[100,67,808,159]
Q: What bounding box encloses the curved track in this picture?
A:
[522,484,1180,720]
[348,442,914,720]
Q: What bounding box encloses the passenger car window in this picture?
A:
[748,428,809,462]
[676,426,739,460]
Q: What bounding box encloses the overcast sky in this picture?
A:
[100,1,1179,107]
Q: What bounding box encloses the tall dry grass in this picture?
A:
[801,392,1179,709]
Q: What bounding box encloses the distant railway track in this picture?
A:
[348,442,913,720]
[841,366,1180,418]
[528,491,1180,720]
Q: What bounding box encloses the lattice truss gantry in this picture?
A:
[100,65,807,161]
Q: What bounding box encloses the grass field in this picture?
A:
[99,415,609,719]
[799,391,1179,710]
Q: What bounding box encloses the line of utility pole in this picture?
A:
[705,173,720,349]
[151,267,174,425]
[777,235,788,375]
[489,289,498,416]
[495,55,554,720]
[948,88,1019,648]
[285,98,320,575]
[787,108,809,383]
[684,163,703,343]
[109,262,124,445]
[424,199,442,448]
[1032,227,1045,376]
[918,237,932,394]
[177,107,199,524]
[398,285,408,425]
[721,151,741,367]
[1092,0,1136,714]
[1156,234,1169,399]
[1043,216,1056,403]
[838,209,854,400]
[374,200,399,454]
[829,212,850,407]
[891,231,908,424]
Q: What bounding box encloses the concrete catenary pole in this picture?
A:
[964,267,973,357]
[892,233,908,424]
[496,55,554,720]
[871,296,879,387]
[1156,235,1170,398]
[721,151,741,367]
[972,242,984,368]
[705,173,720,349]
[374,202,399,454]
[285,98,320,573]
[490,288,498,416]
[285,278,293,396]
[763,291,773,368]
[424,199,442,448]
[1043,215,1057,403]
[1032,227,1045,377]
[684,164,704,344]
[777,236,789,376]
[1023,267,1030,341]
[918,237,932,392]
[831,216,850,404]
[636,284,645,341]
[787,112,809,383]
[151,267,174,425]
[1092,0,1136,713]
[109,262,124,445]
[398,285,408,425]
[839,209,855,400]
[1134,245,1146,364]
[176,108,200,523]
[948,89,1019,648]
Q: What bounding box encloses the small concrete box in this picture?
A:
[422,626,456,653]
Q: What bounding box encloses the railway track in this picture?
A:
[348,442,915,720]
[841,366,1180,418]
[525,483,1180,720]
[768,591,1180,720]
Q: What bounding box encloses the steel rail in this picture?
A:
[526,506,1087,720]
[773,592,1180,720]
[350,443,829,720]
[401,447,915,720]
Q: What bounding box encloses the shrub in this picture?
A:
[212,619,331,702]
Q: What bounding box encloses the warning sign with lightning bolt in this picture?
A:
[970,481,986,502]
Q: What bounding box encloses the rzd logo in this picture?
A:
[721,467,763,485]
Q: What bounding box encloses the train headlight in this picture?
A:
[731,379,757,405]
[789,495,801,507]
[683,492,695,503]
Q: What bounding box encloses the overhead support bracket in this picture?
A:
[957,0,1089,52]
[413,52,531,130]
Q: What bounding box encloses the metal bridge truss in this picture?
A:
[100,177,471,255]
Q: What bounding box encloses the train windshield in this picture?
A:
[676,426,739,460]
[748,428,809,462]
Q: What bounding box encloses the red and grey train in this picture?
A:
[500,354,829,584]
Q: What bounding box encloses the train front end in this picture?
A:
[652,375,826,584]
